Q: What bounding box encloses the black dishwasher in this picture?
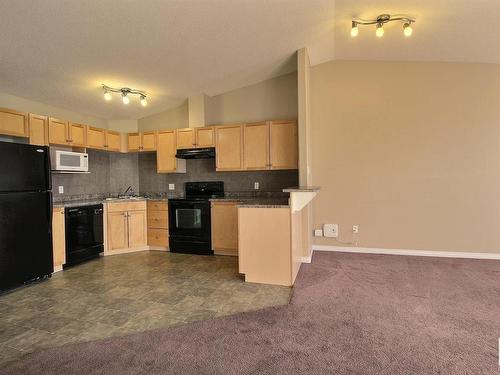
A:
[65,204,104,267]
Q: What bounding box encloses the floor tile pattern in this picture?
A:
[0,252,291,365]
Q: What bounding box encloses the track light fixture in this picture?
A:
[102,85,148,106]
[351,14,415,38]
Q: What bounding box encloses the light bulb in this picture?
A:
[103,91,112,101]
[122,93,130,105]
[403,23,413,37]
[376,23,384,38]
[140,95,148,107]
[350,21,359,37]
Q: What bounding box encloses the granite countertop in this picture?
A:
[283,186,321,192]
[209,191,290,208]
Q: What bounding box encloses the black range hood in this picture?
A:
[175,147,215,159]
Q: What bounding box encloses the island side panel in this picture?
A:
[238,207,292,286]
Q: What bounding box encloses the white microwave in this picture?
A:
[50,150,88,172]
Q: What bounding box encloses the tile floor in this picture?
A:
[0,252,292,365]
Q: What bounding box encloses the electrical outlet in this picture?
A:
[352,225,359,234]
[254,182,260,190]
[323,224,339,238]
[58,186,64,194]
[168,183,175,191]
[314,229,323,237]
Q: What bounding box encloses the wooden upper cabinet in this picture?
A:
[29,114,48,146]
[269,120,298,170]
[196,127,214,147]
[215,124,243,171]
[243,122,270,170]
[105,130,122,152]
[142,131,157,151]
[176,128,195,149]
[0,108,28,138]
[87,126,106,149]
[157,130,176,172]
[128,133,141,152]
[68,123,86,147]
[127,132,156,152]
[48,117,69,145]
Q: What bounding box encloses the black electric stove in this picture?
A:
[168,181,224,255]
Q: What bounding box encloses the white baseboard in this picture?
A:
[312,245,500,260]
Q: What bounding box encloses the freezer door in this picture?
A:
[0,142,51,192]
[0,191,53,292]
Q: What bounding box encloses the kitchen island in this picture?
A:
[238,187,320,286]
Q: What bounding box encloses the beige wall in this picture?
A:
[137,101,188,131]
[107,119,138,133]
[205,72,298,125]
[310,61,500,254]
[0,91,107,128]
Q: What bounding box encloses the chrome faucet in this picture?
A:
[122,186,135,197]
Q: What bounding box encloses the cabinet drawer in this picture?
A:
[148,210,168,229]
[107,201,146,213]
[148,229,168,247]
[147,200,168,211]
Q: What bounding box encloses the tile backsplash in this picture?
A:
[52,150,298,199]
[52,150,139,199]
[138,153,298,195]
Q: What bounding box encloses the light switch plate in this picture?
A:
[168,183,175,191]
[254,182,260,190]
[58,186,64,194]
[314,229,323,237]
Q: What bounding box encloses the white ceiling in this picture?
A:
[0,0,334,120]
[0,1,498,121]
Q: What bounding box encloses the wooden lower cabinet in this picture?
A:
[106,201,147,253]
[52,207,66,271]
[147,200,168,249]
[211,201,238,256]
[107,211,129,250]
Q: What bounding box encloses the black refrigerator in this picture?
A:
[0,142,53,293]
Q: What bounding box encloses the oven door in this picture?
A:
[168,200,212,254]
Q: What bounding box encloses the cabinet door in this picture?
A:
[196,127,214,147]
[215,124,243,171]
[176,128,195,149]
[87,126,106,149]
[52,207,66,270]
[141,131,156,151]
[157,130,177,173]
[148,229,168,247]
[107,211,129,250]
[128,133,141,152]
[0,108,28,138]
[269,120,298,170]
[243,122,269,170]
[29,114,48,146]
[48,118,69,145]
[127,210,147,248]
[105,130,122,152]
[68,123,86,147]
[211,202,238,255]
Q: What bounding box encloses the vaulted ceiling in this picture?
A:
[0,0,498,120]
